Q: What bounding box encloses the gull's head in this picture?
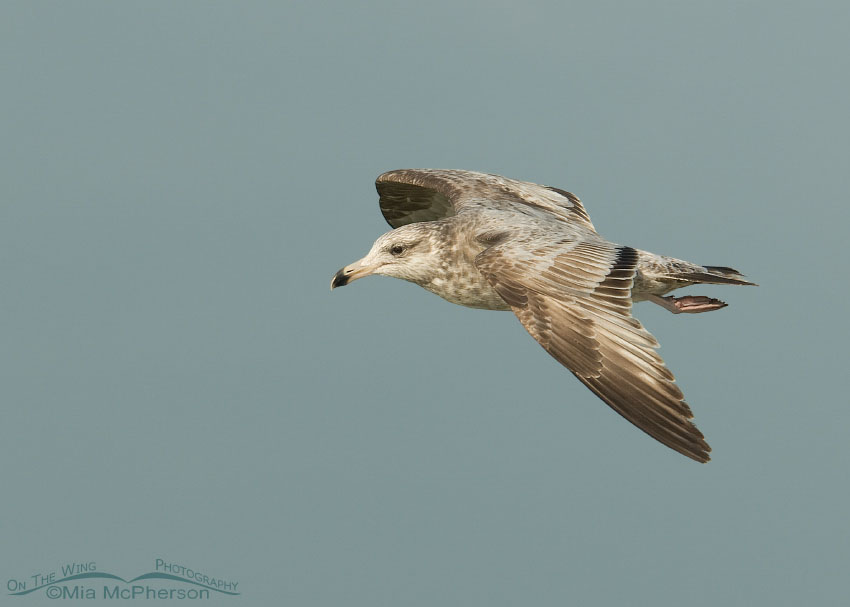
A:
[331,223,440,290]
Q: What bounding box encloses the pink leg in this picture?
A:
[647,294,728,314]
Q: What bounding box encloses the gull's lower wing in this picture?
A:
[475,237,711,463]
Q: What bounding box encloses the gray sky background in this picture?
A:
[2,1,848,605]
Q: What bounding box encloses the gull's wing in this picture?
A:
[474,236,711,462]
[376,169,595,230]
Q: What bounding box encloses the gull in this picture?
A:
[331,169,755,462]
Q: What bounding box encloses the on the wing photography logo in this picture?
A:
[6,559,239,600]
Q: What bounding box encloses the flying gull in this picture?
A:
[331,169,755,462]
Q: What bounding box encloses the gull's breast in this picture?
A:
[423,267,511,310]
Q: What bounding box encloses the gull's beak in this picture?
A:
[331,258,376,290]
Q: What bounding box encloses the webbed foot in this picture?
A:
[648,294,728,314]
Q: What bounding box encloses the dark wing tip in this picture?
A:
[545,186,595,228]
[683,440,712,463]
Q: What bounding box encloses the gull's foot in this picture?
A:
[648,294,728,314]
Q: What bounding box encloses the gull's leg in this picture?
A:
[647,294,728,314]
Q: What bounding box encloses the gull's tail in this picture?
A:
[670,265,757,287]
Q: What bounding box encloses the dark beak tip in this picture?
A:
[331,268,349,290]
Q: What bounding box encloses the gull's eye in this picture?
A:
[389,244,405,256]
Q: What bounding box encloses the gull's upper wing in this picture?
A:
[474,236,711,462]
[376,169,595,230]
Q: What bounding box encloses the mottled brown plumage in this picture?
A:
[332,169,756,462]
